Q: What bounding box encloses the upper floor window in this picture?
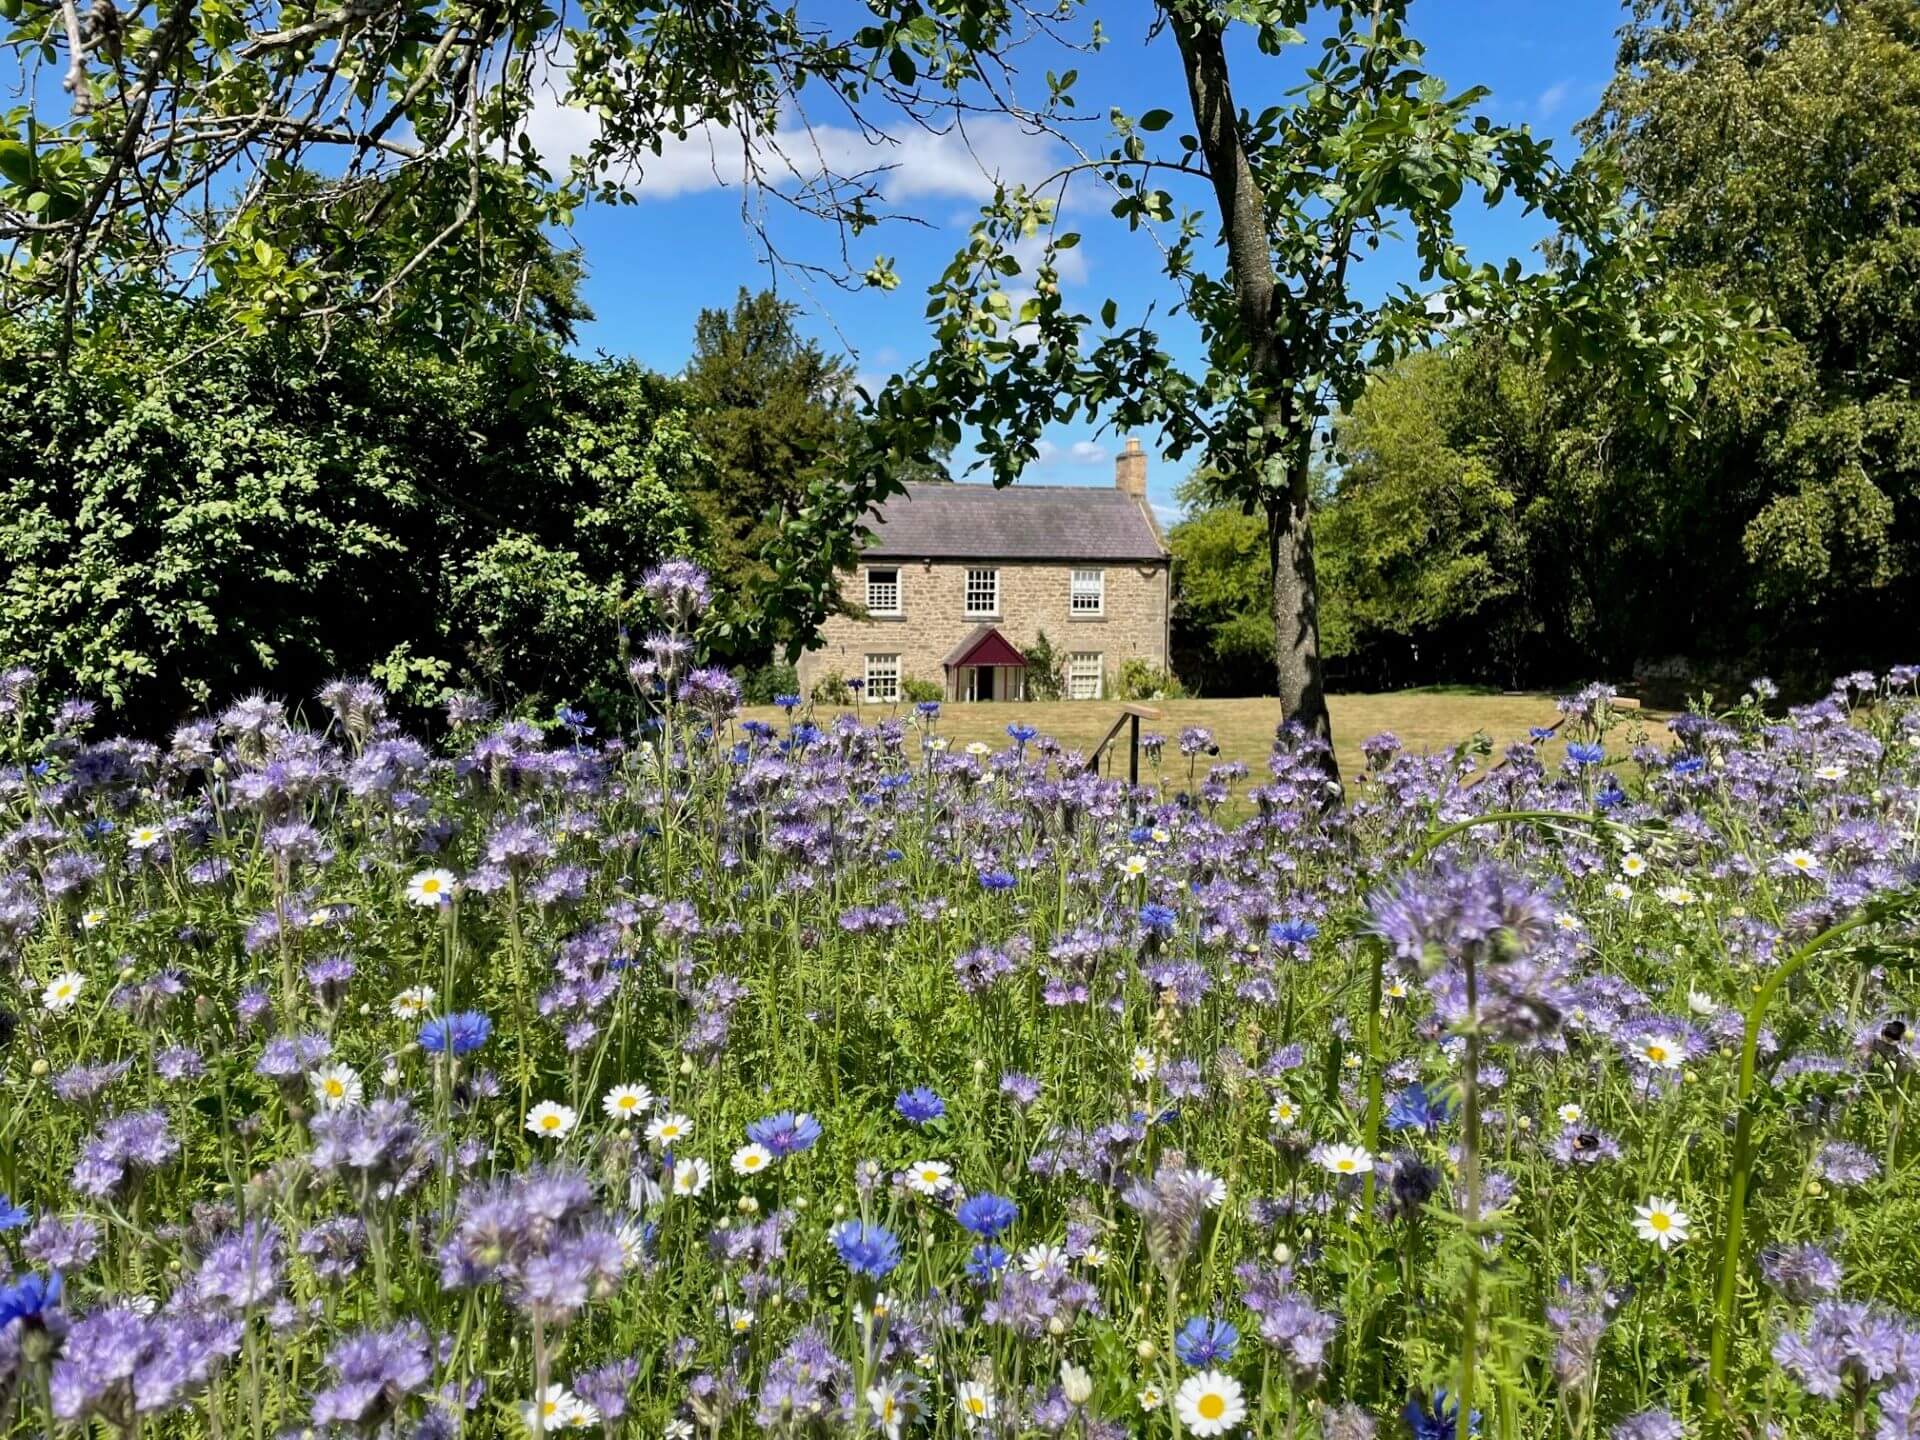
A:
[866,567,901,615]
[965,568,1000,616]
[1070,568,1105,615]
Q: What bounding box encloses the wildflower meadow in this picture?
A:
[2,560,1918,1440]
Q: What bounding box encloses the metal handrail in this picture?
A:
[1085,703,1162,787]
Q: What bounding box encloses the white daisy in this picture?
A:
[308,1065,363,1110]
[1138,1385,1165,1412]
[1059,1362,1093,1406]
[1310,1143,1374,1177]
[1174,1370,1246,1437]
[1688,990,1720,1017]
[601,1084,654,1121]
[866,1381,921,1440]
[1269,1094,1301,1128]
[1620,853,1649,877]
[521,1385,587,1431]
[1019,1243,1069,1276]
[665,1422,694,1440]
[1656,884,1696,907]
[79,909,106,930]
[41,972,85,1011]
[731,1144,774,1177]
[1121,853,1150,878]
[1633,1196,1691,1251]
[390,985,435,1019]
[525,1101,578,1140]
[1814,763,1848,782]
[671,1157,712,1197]
[905,1159,952,1195]
[1078,1244,1109,1269]
[405,868,457,907]
[1184,1168,1228,1209]
[1557,1103,1584,1125]
[1637,1035,1685,1070]
[964,741,991,758]
[1605,881,1634,903]
[1384,977,1410,1001]
[955,1380,997,1427]
[645,1112,692,1147]
[128,824,166,851]
[1129,1047,1158,1083]
[1779,849,1821,876]
[614,1217,648,1268]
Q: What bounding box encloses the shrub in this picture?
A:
[810,670,851,704]
[739,660,800,706]
[1023,629,1065,699]
[1117,658,1188,701]
[902,676,943,703]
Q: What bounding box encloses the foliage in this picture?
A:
[1,609,1917,1438]
[1021,631,1065,702]
[737,661,800,708]
[1115,658,1186,702]
[1168,502,1274,698]
[679,289,855,606]
[1310,0,1920,691]
[902,676,944,704]
[810,670,851,705]
[0,297,698,727]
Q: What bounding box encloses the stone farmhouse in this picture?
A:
[798,439,1172,703]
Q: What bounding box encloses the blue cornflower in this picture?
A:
[964,1244,1009,1283]
[418,1011,492,1056]
[1268,919,1319,947]
[0,1193,28,1232]
[774,694,802,711]
[895,1087,946,1125]
[1565,742,1605,767]
[955,1193,1019,1239]
[1173,1316,1239,1367]
[980,871,1017,892]
[746,1111,823,1158]
[0,1271,61,1328]
[1128,825,1155,844]
[1139,902,1178,935]
[829,1221,901,1279]
[1404,1388,1480,1440]
[915,701,941,718]
[1006,723,1036,744]
[1528,726,1556,742]
[1385,1083,1454,1135]
[1672,756,1706,775]
[553,703,592,737]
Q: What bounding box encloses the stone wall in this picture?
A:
[797,558,1171,700]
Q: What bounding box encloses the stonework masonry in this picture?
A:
[798,557,1171,700]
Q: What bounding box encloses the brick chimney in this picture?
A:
[1115,436,1147,498]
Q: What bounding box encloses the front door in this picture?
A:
[970,666,995,702]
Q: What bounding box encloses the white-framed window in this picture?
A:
[1070,568,1105,615]
[965,568,1000,616]
[864,654,901,702]
[1067,652,1104,701]
[865,567,901,615]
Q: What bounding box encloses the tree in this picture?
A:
[680,288,854,611]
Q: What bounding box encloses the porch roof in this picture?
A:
[942,625,1028,670]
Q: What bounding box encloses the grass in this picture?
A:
[741,691,1668,781]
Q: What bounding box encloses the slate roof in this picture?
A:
[861,483,1167,563]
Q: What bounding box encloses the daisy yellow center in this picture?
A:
[325,1079,344,1097]
[1649,1212,1671,1231]
[661,1125,680,1139]
[1646,1045,1668,1063]
[1198,1393,1226,1421]
[421,878,441,893]
[743,1154,763,1169]
[1335,1159,1355,1172]
[617,1097,636,1110]
[541,1115,562,1130]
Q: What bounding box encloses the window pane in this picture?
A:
[1070,568,1103,613]
[1068,652,1102,700]
[864,654,900,702]
[866,568,900,613]
[965,568,999,614]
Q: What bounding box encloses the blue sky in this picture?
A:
[539,1,1630,518]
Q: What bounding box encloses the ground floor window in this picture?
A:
[864,654,900,702]
[1067,652,1103,700]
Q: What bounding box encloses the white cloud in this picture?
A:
[1035,438,1112,467]
[521,80,1067,208]
[1536,79,1575,120]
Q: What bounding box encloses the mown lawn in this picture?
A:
[740,690,1667,781]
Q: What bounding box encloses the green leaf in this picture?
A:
[0,140,31,186]
[1138,108,1173,132]
[888,48,916,86]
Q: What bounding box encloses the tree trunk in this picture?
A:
[1168,4,1338,772]
[1265,461,1336,770]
